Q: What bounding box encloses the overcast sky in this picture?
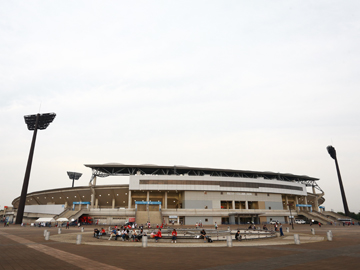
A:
[1,1,359,213]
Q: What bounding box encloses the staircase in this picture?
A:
[135,208,163,226]
[299,211,332,224]
[55,209,84,221]
[323,211,359,222]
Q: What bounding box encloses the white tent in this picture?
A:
[35,218,55,223]
[56,218,69,222]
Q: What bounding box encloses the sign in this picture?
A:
[169,216,178,219]
[73,202,91,205]
[135,201,161,205]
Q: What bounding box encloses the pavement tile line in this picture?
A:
[0,231,124,270]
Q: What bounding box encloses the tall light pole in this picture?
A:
[326,145,350,216]
[67,171,82,188]
[15,113,56,224]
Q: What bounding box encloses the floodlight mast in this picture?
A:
[15,113,55,225]
[326,145,350,217]
[67,171,82,188]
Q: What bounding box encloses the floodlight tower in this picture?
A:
[15,113,56,224]
[326,145,350,216]
[67,171,82,188]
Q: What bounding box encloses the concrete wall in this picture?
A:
[24,204,65,215]
[183,200,213,209]
[265,201,284,210]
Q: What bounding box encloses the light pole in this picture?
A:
[15,113,56,224]
[327,145,350,216]
[287,203,294,230]
[67,171,82,188]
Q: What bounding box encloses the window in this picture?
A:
[205,219,208,222]
[268,207,271,210]
[267,193,270,196]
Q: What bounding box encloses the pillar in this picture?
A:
[64,201,68,209]
[95,198,98,209]
[245,201,248,210]
[177,216,180,225]
[285,196,289,210]
[164,192,168,209]
[146,191,149,201]
[304,196,308,211]
[295,196,300,211]
[232,200,235,210]
[112,198,115,209]
[128,190,132,209]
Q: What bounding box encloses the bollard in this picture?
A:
[227,226,230,231]
[44,229,48,237]
[311,228,315,235]
[76,234,82,245]
[286,227,289,233]
[81,227,84,232]
[142,235,148,248]
[328,230,333,237]
[45,231,50,241]
[58,228,62,234]
[226,235,233,247]
[294,234,300,245]
[327,231,333,241]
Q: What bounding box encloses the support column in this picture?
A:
[177,216,180,225]
[285,196,289,210]
[146,191,150,201]
[112,198,115,209]
[245,201,248,210]
[64,201,68,209]
[295,196,300,211]
[95,198,98,209]
[232,200,235,210]
[128,190,132,209]
[164,192,168,209]
[304,196,308,211]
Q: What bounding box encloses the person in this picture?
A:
[263,224,268,230]
[66,222,70,229]
[215,222,218,230]
[121,229,129,241]
[94,228,100,237]
[318,222,321,227]
[279,223,284,236]
[97,228,106,239]
[200,229,207,243]
[235,230,241,241]
[131,229,138,241]
[155,228,162,242]
[115,229,121,240]
[171,229,177,243]
[137,229,144,241]
[108,228,117,240]
[195,222,198,229]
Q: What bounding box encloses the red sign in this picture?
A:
[129,217,135,222]
[4,206,8,209]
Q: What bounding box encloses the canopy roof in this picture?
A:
[85,163,319,182]
[35,218,55,223]
[56,218,69,222]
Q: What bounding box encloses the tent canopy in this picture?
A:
[35,218,55,223]
[56,218,69,222]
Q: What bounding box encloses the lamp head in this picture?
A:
[327,145,336,160]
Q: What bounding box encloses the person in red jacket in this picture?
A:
[155,228,162,242]
[171,229,177,243]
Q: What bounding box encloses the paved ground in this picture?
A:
[0,224,359,270]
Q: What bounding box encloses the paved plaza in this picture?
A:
[0,224,359,270]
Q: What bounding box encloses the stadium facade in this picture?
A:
[8,164,326,225]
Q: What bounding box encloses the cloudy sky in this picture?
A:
[1,1,359,213]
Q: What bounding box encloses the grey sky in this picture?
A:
[1,1,360,213]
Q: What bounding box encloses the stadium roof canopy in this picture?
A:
[84,163,319,183]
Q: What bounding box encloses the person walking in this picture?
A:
[279,223,284,236]
[215,222,218,230]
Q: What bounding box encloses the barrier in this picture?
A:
[58,228,61,234]
[226,235,232,247]
[81,227,84,232]
[76,234,82,245]
[286,227,289,233]
[311,228,315,235]
[327,231,333,241]
[142,235,148,248]
[294,234,300,245]
[44,229,47,237]
[45,231,50,241]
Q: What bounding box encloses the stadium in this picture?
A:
[6,163,331,226]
